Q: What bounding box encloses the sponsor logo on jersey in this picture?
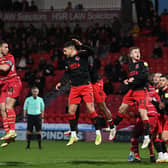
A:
[69,62,80,70]
[75,56,80,61]
[135,64,139,69]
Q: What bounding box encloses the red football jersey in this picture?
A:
[0,53,20,84]
[147,84,160,115]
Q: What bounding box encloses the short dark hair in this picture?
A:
[63,41,77,49]
[31,86,39,90]
[128,46,140,56]
[0,40,7,47]
[160,74,168,79]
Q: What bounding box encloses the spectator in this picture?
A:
[13,43,21,60]
[65,1,72,11]
[50,5,54,11]
[152,16,161,36]
[52,48,62,59]
[141,18,153,35]
[157,29,168,45]
[0,19,4,29]
[50,56,58,69]
[111,17,122,36]
[150,44,163,59]
[85,26,94,44]
[138,16,145,30]
[75,3,83,10]
[104,62,114,80]
[131,24,140,37]
[73,24,82,37]
[57,56,66,70]
[29,0,38,11]
[17,55,27,69]
[39,57,47,71]
[124,33,134,48]
[33,72,45,96]
[0,0,12,11]
[26,55,34,68]
[24,69,35,87]
[162,8,168,15]
[109,37,120,53]
[114,60,127,82]
[103,80,114,95]
[43,62,55,76]
[21,0,29,11]
[118,51,129,65]
[12,0,22,11]
[99,28,109,45]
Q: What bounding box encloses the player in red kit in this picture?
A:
[88,56,114,139]
[56,39,102,146]
[110,47,150,149]
[64,55,114,140]
[153,73,162,89]
[128,81,161,162]
[0,41,22,147]
[155,75,168,162]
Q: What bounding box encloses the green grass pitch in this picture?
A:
[0,141,166,168]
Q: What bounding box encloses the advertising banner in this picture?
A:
[0,10,120,22]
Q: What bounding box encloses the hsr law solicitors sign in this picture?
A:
[0,10,120,22]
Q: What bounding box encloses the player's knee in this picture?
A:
[68,108,76,114]
[162,133,168,142]
[5,104,13,110]
[0,108,6,116]
[97,103,105,111]
[119,105,126,114]
[162,136,168,142]
[87,107,95,113]
[86,103,95,113]
[68,110,75,115]
[139,110,148,120]
[141,116,148,121]
[140,113,149,120]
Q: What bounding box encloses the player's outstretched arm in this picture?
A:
[0,64,10,72]
[72,38,94,55]
[72,38,82,46]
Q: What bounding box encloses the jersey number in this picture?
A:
[8,86,13,93]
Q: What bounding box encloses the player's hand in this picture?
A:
[42,118,44,123]
[0,57,6,64]
[128,77,134,83]
[123,79,129,85]
[56,82,61,90]
[159,102,165,109]
[23,117,26,122]
[72,38,82,46]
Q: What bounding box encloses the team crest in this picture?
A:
[135,64,139,69]
[75,56,80,61]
